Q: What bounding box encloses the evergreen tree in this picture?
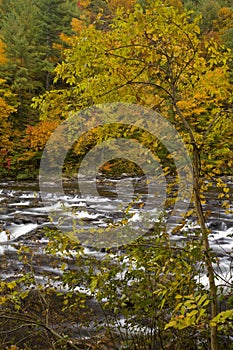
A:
[0,0,42,121]
[35,0,76,89]
[0,0,77,122]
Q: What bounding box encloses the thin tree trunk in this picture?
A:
[192,145,219,350]
[173,100,219,350]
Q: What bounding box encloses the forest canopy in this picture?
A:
[0,0,232,178]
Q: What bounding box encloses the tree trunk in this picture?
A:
[192,145,219,350]
[173,100,219,350]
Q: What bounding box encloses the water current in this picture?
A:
[0,177,232,288]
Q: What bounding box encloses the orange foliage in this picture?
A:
[218,7,233,21]
[0,79,18,169]
[0,40,7,65]
[100,161,114,172]
[71,17,86,34]
[166,0,183,12]
[20,121,59,162]
[77,0,91,9]
[203,30,220,43]
[212,6,233,38]
[24,121,59,152]
[107,0,136,12]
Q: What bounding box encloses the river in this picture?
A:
[0,177,232,287]
[0,177,233,348]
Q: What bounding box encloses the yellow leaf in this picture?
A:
[7,281,17,290]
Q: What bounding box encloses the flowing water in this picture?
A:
[0,177,232,287]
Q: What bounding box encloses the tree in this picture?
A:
[33,1,233,349]
[0,0,44,120]
[0,38,19,176]
[0,39,7,65]
[34,0,77,89]
[0,0,78,124]
[0,78,18,176]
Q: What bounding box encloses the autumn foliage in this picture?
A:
[0,0,232,180]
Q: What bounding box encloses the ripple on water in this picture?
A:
[0,179,232,287]
[0,223,38,243]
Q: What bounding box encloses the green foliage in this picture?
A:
[35,0,77,89]
[33,0,233,176]
[29,3,233,349]
[165,293,210,330]
[0,0,82,176]
[0,0,78,125]
[210,309,233,332]
[0,0,233,349]
[0,0,44,119]
[0,217,232,349]
[0,0,232,177]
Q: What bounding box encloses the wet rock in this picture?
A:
[208,220,227,232]
[14,218,23,224]
[14,214,38,224]
[36,217,48,225]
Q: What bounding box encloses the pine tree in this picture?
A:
[0,0,43,121]
[0,0,77,122]
[35,0,76,89]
